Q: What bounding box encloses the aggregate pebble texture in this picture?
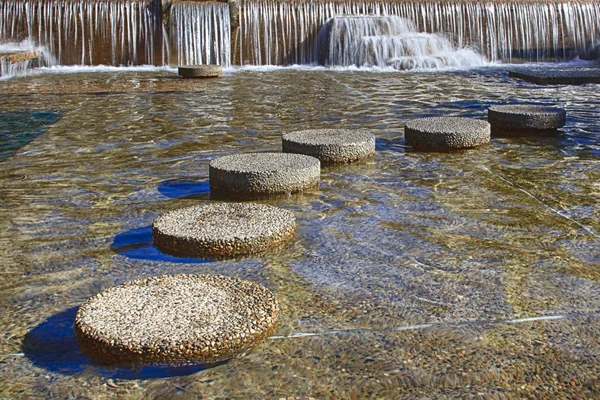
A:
[152,203,296,259]
[74,274,280,365]
[282,129,375,163]
[209,152,321,197]
[404,117,491,150]
[178,65,222,78]
[488,104,566,132]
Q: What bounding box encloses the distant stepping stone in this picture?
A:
[74,274,280,365]
[210,153,320,198]
[178,65,222,78]
[404,117,490,150]
[152,203,296,259]
[488,105,566,132]
[282,129,375,163]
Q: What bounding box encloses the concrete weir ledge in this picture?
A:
[152,203,296,259]
[488,104,566,132]
[209,152,321,198]
[282,129,376,163]
[404,117,491,150]
[74,274,280,365]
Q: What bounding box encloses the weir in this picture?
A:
[0,0,599,68]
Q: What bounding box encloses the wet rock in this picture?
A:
[488,104,566,132]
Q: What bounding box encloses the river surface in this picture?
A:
[1,64,600,398]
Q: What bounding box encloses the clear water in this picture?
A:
[1,64,600,398]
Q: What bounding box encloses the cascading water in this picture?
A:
[320,16,486,70]
[170,2,231,67]
[239,0,600,66]
[0,0,164,66]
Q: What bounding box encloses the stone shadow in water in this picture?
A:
[157,179,211,200]
[22,307,222,379]
[111,225,212,264]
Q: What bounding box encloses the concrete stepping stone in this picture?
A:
[282,129,375,163]
[210,152,320,198]
[152,203,296,259]
[488,104,566,132]
[74,274,280,365]
[404,117,490,150]
[178,64,222,78]
[509,68,600,85]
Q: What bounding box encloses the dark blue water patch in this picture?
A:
[111,225,212,264]
[22,307,221,379]
[0,110,61,162]
[157,179,211,199]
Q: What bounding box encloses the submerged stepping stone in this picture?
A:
[152,203,296,259]
[178,64,222,78]
[210,152,320,198]
[282,129,375,163]
[488,104,566,132]
[404,117,490,150]
[74,274,280,365]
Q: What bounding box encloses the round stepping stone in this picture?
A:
[152,203,296,259]
[404,117,490,150]
[74,274,280,365]
[210,152,320,198]
[282,129,375,163]
[488,104,566,132]
[178,64,222,78]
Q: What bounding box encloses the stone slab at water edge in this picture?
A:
[74,274,280,365]
[209,152,320,198]
[178,65,222,78]
[282,129,376,163]
[509,68,600,85]
[152,203,296,259]
[404,117,491,151]
[488,105,566,132]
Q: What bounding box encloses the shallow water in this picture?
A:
[1,64,600,398]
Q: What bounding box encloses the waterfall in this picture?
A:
[321,16,487,70]
[170,2,231,67]
[239,0,600,66]
[0,0,164,66]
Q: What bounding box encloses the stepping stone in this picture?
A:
[404,117,490,151]
[488,105,566,132]
[282,129,375,163]
[509,68,600,85]
[210,152,320,198]
[178,64,222,78]
[152,203,296,259]
[74,274,280,365]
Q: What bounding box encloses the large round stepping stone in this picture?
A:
[282,129,375,163]
[404,117,490,150]
[152,203,296,259]
[210,153,320,198]
[74,274,280,365]
[488,104,566,132]
[178,65,222,78]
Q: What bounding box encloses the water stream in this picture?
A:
[0,64,599,397]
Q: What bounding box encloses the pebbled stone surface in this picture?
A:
[488,104,566,132]
[74,274,280,365]
[282,129,375,163]
[404,117,490,151]
[209,152,320,198]
[152,203,296,259]
[178,65,222,78]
